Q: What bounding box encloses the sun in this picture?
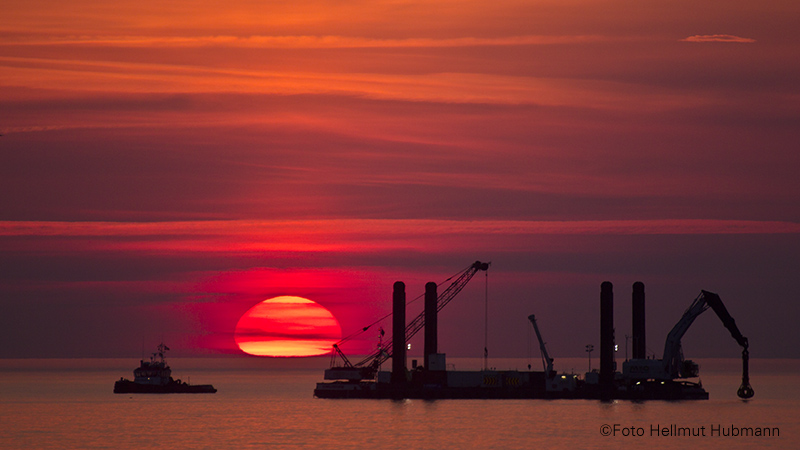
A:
[234,296,342,357]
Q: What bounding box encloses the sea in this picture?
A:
[1,357,797,449]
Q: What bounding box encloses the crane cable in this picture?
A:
[483,269,489,371]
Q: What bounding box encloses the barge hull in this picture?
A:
[314,377,707,400]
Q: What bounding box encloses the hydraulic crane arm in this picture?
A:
[528,314,554,376]
[662,292,711,377]
[662,290,753,398]
[703,291,753,398]
[703,291,748,348]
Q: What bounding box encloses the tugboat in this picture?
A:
[114,343,217,394]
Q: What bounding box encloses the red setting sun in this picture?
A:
[234,296,342,357]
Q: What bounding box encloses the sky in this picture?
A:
[1,0,798,362]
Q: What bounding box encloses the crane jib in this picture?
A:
[345,261,489,372]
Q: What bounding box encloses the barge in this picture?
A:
[314,263,752,400]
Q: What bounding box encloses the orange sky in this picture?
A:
[1,0,798,359]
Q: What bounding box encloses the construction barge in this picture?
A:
[314,262,753,401]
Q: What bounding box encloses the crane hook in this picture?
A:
[737,383,754,399]
[737,348,754,399]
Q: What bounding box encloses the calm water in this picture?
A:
[1,358,797,449]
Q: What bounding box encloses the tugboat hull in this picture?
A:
[114,379,217,394]
[113,343,217,394]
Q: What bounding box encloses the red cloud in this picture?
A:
[681,34,756,43]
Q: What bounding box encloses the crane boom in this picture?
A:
[662,292,712,378]
[528,314,554,376]
[351,261,490,374]
[704,291,748,348]
[659,290,753,398]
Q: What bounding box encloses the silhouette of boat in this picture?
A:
[113,343,217,394]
